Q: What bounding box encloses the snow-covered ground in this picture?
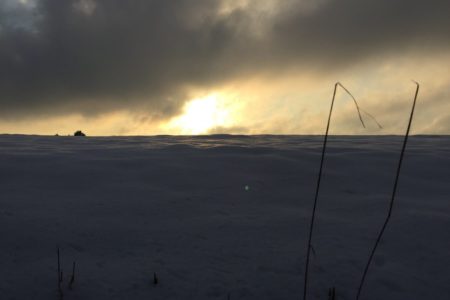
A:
[0,135,449,300]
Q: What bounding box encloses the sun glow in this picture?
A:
[164,94,232,134]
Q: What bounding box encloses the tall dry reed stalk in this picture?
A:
[356,81,420,300]
[303,82,377,300]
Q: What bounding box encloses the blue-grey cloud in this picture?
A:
[0,0,449,120]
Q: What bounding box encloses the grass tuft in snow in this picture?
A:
[328,286,336,300]
[153,272,159,285]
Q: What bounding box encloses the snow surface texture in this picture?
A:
[0,135,449,300]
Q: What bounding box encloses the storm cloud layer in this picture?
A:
[0,0,449,130]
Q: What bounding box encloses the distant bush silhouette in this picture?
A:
[74,130,86,137]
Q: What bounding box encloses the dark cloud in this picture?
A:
[270,0,450,69]
[0,0,449,120]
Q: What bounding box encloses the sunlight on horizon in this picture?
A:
[163,94,233,135]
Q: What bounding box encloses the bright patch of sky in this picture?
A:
[0,0,40,32]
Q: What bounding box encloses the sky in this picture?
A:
[0,0,449,135]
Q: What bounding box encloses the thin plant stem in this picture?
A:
[303,82,367,300]
[57,246,62,283]
[356,81,420,300]
[335,83,366,128]
[57,246,63,299]
[69,261,75,289]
